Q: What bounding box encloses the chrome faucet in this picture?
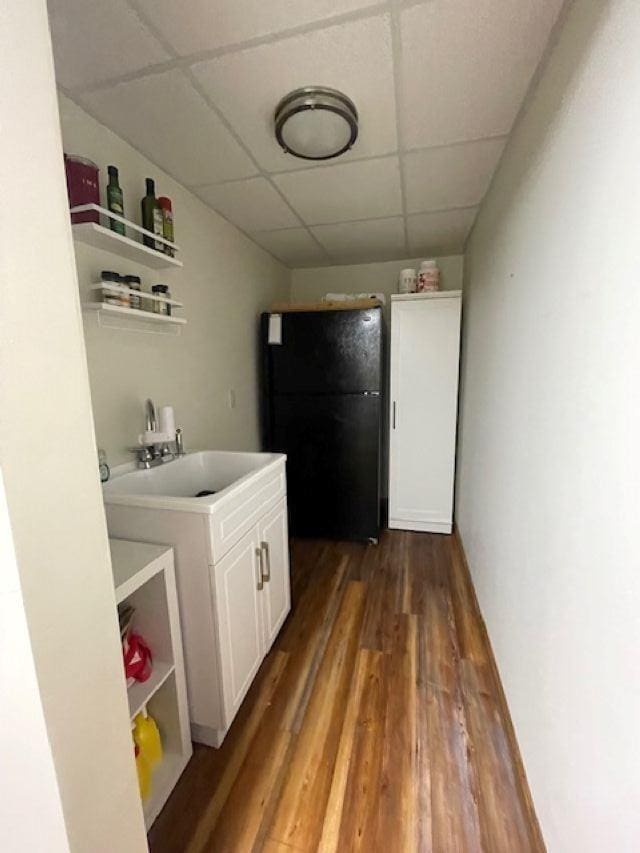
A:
[145,398,157,432]
[135,398,184,469]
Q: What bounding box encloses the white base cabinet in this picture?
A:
[388,292,462,534]
[213,499,290,727]
[105,457,290,748]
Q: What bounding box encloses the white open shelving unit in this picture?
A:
[71,203,187,334]
[110,538,192,831]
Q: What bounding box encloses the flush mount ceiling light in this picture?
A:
[274,86,358,161]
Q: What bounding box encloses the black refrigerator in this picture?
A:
[261,306,383,542]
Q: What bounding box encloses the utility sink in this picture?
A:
[102,450,284,514]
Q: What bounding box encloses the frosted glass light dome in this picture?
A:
[274,87,358,161]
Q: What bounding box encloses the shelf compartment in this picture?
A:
[71,204,182,270]
[128,660,175,720]
[88,282,183,308]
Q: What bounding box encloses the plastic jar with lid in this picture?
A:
[417,260,440,292]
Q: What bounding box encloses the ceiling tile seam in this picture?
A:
[245,204,479,235]
[389,0,411,256]
[461,0,572,255]
[67,2,392,97]
[125,0,179,59]
[186,131,510,188]
[179,69,333,265]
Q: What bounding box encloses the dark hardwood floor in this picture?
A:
[148,530,544,852]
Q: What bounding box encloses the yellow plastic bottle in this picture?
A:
[135,744,152,801]
[133,710,163,769]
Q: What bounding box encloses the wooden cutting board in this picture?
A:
[269,297,382,313]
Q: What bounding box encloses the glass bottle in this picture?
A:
[141,178,164,251]
[106,165,125,235]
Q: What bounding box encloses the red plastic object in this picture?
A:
[123,632,153,683]
[64,154,100,223]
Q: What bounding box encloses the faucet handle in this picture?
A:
[175,428,185,456]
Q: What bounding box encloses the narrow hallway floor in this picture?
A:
[148,530,543,852]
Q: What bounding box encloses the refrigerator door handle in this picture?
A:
[392,401,397,429]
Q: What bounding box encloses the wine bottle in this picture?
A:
[141,178,164,250]
[106,165,125,235]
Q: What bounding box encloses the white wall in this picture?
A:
[0,471,69,853]
[0,2,147,850]
[58,95,290,466]
[456,2,640,850]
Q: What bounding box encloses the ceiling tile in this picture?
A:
[196,178,300,232]
[48,0,170,91]
[311,218,406,264]
[135,0,381,55]
[274,158,402,225]
[407,208,478,256]
[251,228,327,267]
[400,0,563,148]
[80,70,257,186]
[404,137,506,214]
[192,14,396,172]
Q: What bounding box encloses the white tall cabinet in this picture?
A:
[388,291,462,534]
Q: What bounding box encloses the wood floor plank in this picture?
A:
[184,651,290,853]
[268,581,367,851]
[459,660,534,853]
[426,683,483,853]
[374,613,418,852]
[317,648,380,853]
[148,531,544,853]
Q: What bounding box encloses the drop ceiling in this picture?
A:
[48,0,564,268]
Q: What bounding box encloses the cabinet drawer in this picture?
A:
[209,459,286,562]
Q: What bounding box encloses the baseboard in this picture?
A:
[389,517,452,534]
[453,525,546,853]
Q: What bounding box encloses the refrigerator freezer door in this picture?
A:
[264,308,382,395]
[271,393,381,541]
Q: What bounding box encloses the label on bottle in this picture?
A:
[153,208,164,250]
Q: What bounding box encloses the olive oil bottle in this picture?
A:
[106,165,125,235]
[141,178,164,250]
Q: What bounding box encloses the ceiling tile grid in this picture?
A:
[48,0,564,267]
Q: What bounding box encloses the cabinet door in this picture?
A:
[389,295,461,533]
[212,527,264,725]
[258,499,291,650]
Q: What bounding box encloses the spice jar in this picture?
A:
[100,270,129,307]
[124,275,142,310]
[152,284,171,316]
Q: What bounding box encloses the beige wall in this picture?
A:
[456,1,640,850]
[58,95,290,467]
[0,470,70,853]
[0,2,147,850]
[291,255,464,312]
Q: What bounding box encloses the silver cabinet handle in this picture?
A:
[392,401,397,429]
[260,541,271,582]
[255,548,264,590]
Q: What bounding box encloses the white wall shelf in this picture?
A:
[83,302,186,335]
[109,538,192,830]
[88,282,184,308]
[71,204,182,270]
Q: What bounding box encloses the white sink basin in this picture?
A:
[102,450,284,513]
